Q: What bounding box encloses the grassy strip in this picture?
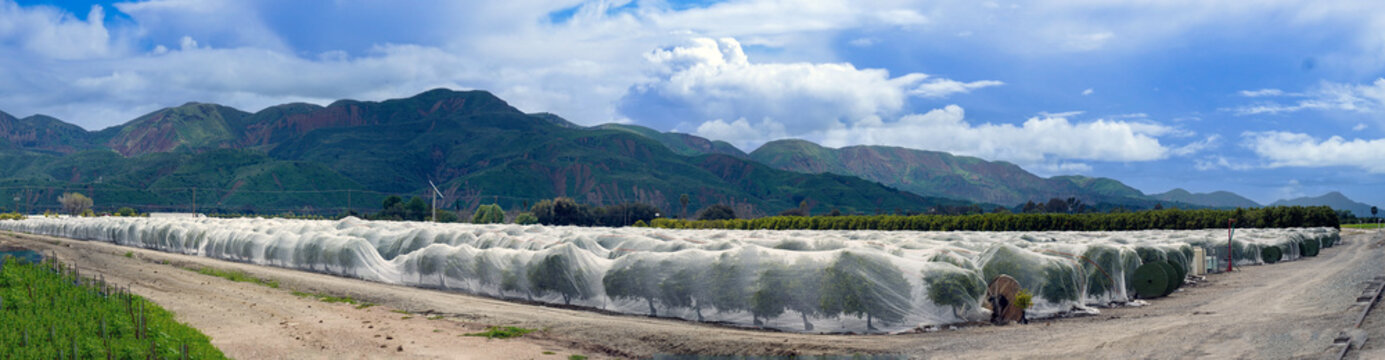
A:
[1343,223,1383,229]
[291,291,375,309]
[462,326,535,339]
[0,256,227,359]
[193,267,280,289]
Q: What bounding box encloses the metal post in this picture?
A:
[1226,219,1236,272]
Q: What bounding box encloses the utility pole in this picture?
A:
[428,181,444,223]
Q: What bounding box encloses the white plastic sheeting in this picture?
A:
[0,217,1337,333]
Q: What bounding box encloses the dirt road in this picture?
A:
[4,229,1382,359]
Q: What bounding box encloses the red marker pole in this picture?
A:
[1226,219,1236,272]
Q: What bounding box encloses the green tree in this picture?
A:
[603,259,663,316]
[531,197,593,226]
[924,269,986,319]
[472,204,506,224]
[379,195,405,220]
[404,196,429,221]
[658,262,708,321]
[706,253,753,323]
[527,251,591,305]
[679,194,690,219]
[697,204,736,221]
[785,259,825,331]
[58,192,92,216]
[115,207,137,217]
[751,263,791,327]
[819,252,912,331]
[515,212,539,225]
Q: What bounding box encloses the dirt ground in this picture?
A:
[4,229,1383,359]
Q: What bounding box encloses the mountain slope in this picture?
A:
[1271,192,1376,217]
[0,111,95,154]
[263,90,959,216]
[93,103,250,156]
[595,124,747,158]
[1152,188,1261,208]
[748,139,1160,207]
[0,89,966,216]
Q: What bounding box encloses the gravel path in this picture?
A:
[4,229,1382,359]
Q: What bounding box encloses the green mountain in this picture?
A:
[594,124,747,158]
[0,89,964,217]
[1271,192,1376,218]
[1151,188,1261,209]
[92,103,251,156]
[0,111,96,154]
[746,139,1173,208]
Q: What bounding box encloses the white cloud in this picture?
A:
[1194,156,1254,171]
[1230,78,1385,115]
[1039,110,1084,118]
[1171,135,1220,156]
[818,105,1177,167]
[848,38,877,47]
[1354,123,1369,131]
[625,37,1002,147]
[694,118,788,150]
[910,79,1005,98]
[1276,179,1305,201]
[1082,88,1094,96]
[0,0,954,130]
[1239,88,1284,97]
[1244,131,1385,173]
[0,2,112,60]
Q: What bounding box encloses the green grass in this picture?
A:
[1343,223,1383,229]
[0,256,227,359]
[290,291,375,309]
[462,326,535,339]
[194,267,279,288]
[427,315,444,320]
[568,355,588,360]
[390,309,411,315]
[122,251,132,258]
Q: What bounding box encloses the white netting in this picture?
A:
[0,217,1337,333]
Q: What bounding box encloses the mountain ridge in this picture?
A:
[1271,192,1376,218]
[0,89,964,217]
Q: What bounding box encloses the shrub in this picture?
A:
[471,204,505,224]
[515,212,539,225]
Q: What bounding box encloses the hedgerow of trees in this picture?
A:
[646,206,1338,231]
[528,197,659,227]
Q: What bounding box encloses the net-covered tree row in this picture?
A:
[0,255,226,359]
[0,217,1340,333]
[644,206,1338,231]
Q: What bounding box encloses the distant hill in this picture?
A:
[0,89,964,216]
[1151,188,1261,209]
[594,124,747,158]
[1271,192,1376,218]
[746,139,1176,209]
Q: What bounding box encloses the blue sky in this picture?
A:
[2,0,1384,210]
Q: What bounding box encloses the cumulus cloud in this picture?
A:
[622,37,1001,148]
[694,118,789,149]
[0,0,950,130]
[0,2,112,59]
[1244,131,1385,173]
[818,105,1179,166]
